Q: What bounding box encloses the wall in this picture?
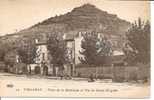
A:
[75,65,150,81]
[75,66,113,78]
[74,36,83,65]
[0,61,5,71]
[36,44,49,64]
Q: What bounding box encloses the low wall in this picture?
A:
[75,64,150,81]
[0,62,5,71]
[75,66,113,78]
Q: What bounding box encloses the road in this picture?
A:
[0,72,150,98]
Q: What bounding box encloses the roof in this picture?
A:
[63,34,74,41]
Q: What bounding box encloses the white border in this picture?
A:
[1,1,153,100]
[150,1,154,100]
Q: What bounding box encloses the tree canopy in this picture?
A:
[47,33,68,65]
[17,37,37,65]
[123,18,150,65]
[0,39,17,64]
[79,32,112,66]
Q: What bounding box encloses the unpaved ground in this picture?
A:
[0,72,150,98]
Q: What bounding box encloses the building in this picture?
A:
[35,38,51,75]
[35,33,76,76]
[34,31,125,76]
[34,32,86,76]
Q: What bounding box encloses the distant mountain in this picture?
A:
[0,4,131,50]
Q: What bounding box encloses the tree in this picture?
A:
[123,18,150,65]
[0,40,17,63]
[0,41,6,61]
[0,39,19,72]
[79,32,112,66]
[17,37,37,66]
[47,33,68,76]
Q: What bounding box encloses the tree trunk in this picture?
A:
[29,65,31,75]
[24,64,29,75]
[52,64,56,76]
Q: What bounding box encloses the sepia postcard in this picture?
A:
[0,0,151,98]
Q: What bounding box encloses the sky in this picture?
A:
[0,0,150,36]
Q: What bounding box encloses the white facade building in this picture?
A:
[34,31,124,75]
[74,32,84,65]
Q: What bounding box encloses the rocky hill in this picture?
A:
[31,4,130,35]
[0,4,131,50]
